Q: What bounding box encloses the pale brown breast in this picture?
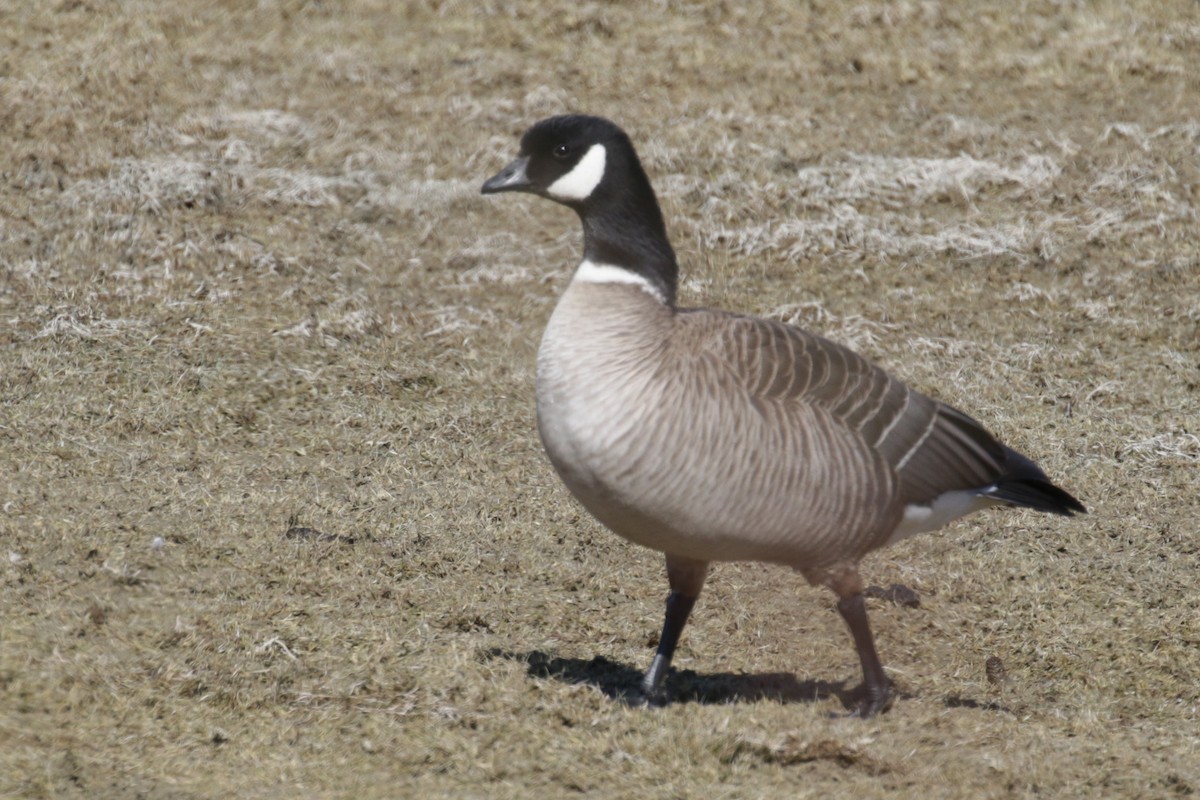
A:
[535,281,906,569]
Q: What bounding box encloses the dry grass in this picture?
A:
[2,1,1198,797]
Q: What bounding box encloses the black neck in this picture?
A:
[580,207,678,305]
[575,143,679,305]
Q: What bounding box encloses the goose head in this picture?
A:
[481,114,630,205]
[481,115,678,304]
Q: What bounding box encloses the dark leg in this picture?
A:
[640,591,698,703]
[836,592,893,717]
[639,555,708,705]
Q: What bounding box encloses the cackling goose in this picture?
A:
[481,115,1085,717]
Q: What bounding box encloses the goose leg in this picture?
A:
[836,591,894,717]
[640,555,708,705]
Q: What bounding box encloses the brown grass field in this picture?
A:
[2,1,1199,797]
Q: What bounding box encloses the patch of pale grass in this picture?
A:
[205,109,317,145]
[253,167,353,208]
[1120,433,1200,464]
[271,293,383,345]
[68,144,474,220]
[906,336,988,361]
[903,219,1058,261]
[766,301,897,353]
[1087,160,1192,213]
[421,304,499,338]
[786,153,1060,209]
[458,263,535,286]
[1005,281,1063,305]
[697,205,866,259]
[1072,298,1145,329]
[701,209,1057,263]
[519,84,575,118]
[33,311,147,341]
[1082,380,1123,405]
[68,157,222,213]
[919,114,1001,148]
[367,177,478,213]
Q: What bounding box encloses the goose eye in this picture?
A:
[553,143,572,159]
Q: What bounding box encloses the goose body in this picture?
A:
[539,276,904,567]
[482,115,1084,716]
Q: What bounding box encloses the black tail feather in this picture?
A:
[986,445,1087,516]
[986,477,1087,516]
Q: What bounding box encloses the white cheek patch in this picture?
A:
[572,260,665,303]
[547,144,607,201]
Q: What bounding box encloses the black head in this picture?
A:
[481,115,630,204]
[481,114,678,304]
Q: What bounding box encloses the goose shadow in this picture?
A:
[484,648,858,710]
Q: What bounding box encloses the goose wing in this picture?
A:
[690,310,1044,509]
